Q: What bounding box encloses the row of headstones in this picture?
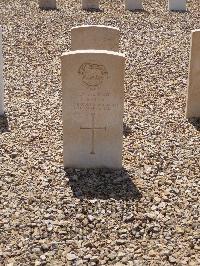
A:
[39,0,187,12]
[0,25,199,168]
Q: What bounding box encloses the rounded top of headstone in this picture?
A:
[62,49,125,58]
[71,25,120,32]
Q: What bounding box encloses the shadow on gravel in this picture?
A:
[65,168,142,201]
[84,8,104,13]
[0,114,9,133]
[39,8,59,11]
[170,10,189,14]
[123,123,132,137]
[128,10,149,14]
[188,118,200,131]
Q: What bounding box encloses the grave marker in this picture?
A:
[61,50,125,168]
[125,0,143,11]
[39,0,57,10]
[168,0,186,11]
[186,30,200,118]
[82,0,99,10]
[0,26,4,115]
[71,25,120,52]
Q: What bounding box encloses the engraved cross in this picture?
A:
[80,113,106,155]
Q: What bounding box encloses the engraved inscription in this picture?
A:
[80,113,106,155]
[73,92,119,114]
[78,62,108,88]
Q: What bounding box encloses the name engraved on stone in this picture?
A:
[80,113,106,155]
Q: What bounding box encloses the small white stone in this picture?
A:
[67,253,77,261]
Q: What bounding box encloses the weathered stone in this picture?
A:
[0,26,4,115]
[125,0,143,11]
[186,30,200,118]
[71,25,120,52]
[39,0,56,10]
[82,0,99,10]
[61,50,125,168]
[168,0,186,11]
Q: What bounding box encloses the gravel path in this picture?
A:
[0,0,199,265]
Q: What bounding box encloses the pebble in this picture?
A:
[168,256,176,263]
[88,215,95,222]
[67,253,77,261]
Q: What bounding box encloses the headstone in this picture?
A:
[0,26,4,115]
[82,0,99,10]
[61,50,125,168]
[186,30,200,118]
[71,25,120,52]
[39,0,57,10]
[168,0,186,11]
[125,0,143,10]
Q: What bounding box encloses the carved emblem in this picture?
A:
[78,62,108,88]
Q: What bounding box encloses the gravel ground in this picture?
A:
[0,0,200,265]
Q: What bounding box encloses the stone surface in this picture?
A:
[168,0,186,11]
[82,0,99,10]
[61,50,125,168]
[39,0,56,10]
[71,25,120,52]
[186,30,200,118]
[0,26,4,115]
[125,0,143,10]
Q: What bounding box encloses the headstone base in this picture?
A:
[82,0,99,10]
[168,0,186,11]
[125,0,143,11]
[39,0,57,10]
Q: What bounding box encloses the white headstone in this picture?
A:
[61,50,125,168]
[0,26,4,115]
[82,0,99,10]
[71,25,120,52]
[125,0,143,10]
[168,0,186,11]
[186,30,200,118]
[39,0,57,10]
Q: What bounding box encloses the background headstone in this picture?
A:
[125,0,143,10]
[71,25,120,52]
[186,30,200,118]
[168,0,186,11]
[0,26,4,115]
[39,0,57,10]
[82,0,99,10]
[61,50,125,168]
